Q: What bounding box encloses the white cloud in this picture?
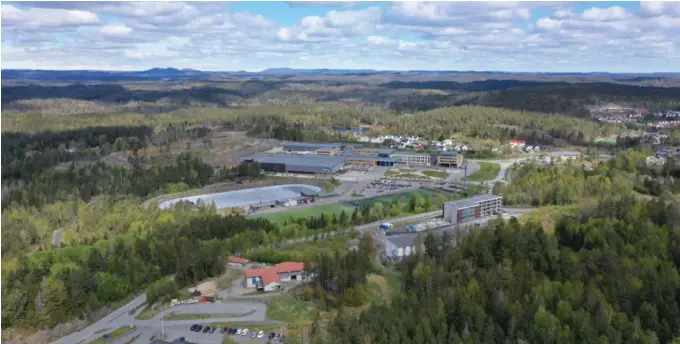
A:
[536,17,562,31]
[100,24,132,37]
[367,35,392,45]
[2,1,680,72]
[581,6,629,21]
[2,4,100,28]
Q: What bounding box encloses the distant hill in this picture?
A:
[3,68,680,83]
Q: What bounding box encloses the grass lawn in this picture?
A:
[421,170,449,178]
[466,184,489,195]
[88,326,135,344]
[258,204,354,224]
[266,294,318,323]
[162,310,255,320]
[465,162,501,181]
[345,189,441,207]
[123,334,141,344]
[136,305,163,320]
[519,205,579,233]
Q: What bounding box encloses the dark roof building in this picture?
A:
[283,142,343,152]
[241,154,345,174]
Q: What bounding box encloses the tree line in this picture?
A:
[2,153,262,209]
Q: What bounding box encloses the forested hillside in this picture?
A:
[316,195,680,344]
[3,79,678,115]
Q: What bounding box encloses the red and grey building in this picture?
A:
[443,194,503,225]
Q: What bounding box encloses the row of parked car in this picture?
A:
[189,324,286,341]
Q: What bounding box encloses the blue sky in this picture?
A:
[2,1,680,72]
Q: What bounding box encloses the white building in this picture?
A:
[392,151,432,166]
[443,195,504,225]
[545,151,582,162]
[385,234,419,260]
[243,262,308,290]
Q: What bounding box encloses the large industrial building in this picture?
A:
[283,142,343,156]
[443,194,503,225]
[241,154,345,174]
[242,142,466,174]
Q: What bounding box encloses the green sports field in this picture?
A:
[258,203,354,224]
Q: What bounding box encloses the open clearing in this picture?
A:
[464,162,501,181]
[258,203,354,224]
[266,294,317,323]
[189,279,218,297]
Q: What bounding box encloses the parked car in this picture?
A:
[236,329,242,335]
[251,331,258,338]
[269,332,276,339]
[190,324,197,331]
[195,325,203,332]
[241,328,249,336]
[274,334,281,341]
[202,326,211,333]
[210,327,216,334]
[257,330,264,338]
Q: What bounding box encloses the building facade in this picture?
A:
[392,152,432,166]
[344,155,396,167]
[384,233,419,260]
[437,151,464,168]
[443,195,503,225]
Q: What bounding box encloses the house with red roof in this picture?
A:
[509,139,526,147]
[243,261,310,291]
[228,256,249,267]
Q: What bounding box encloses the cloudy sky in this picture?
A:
[2,1,679,72]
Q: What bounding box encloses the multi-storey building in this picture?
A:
[437,151,464,168]
[391,151,432,166]
[443,195,503,225]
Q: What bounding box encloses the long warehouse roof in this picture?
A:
[242,153,346,167]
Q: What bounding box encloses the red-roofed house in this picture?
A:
[243,261,311,291]
[509,140,526,147]
[244,268,282,292]
[228,256,249,267]
[274,262,306,282]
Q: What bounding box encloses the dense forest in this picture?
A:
[315,195,680,344]
[1,206,277,328]
[458,82,680,116]
[494,149,680,206]
[3,80,678,116]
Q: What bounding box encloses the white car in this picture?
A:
[241,328,249,336]
[257,330,264,339]
[236,329,242,335]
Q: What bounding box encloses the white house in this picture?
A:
[384,234,419,260]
